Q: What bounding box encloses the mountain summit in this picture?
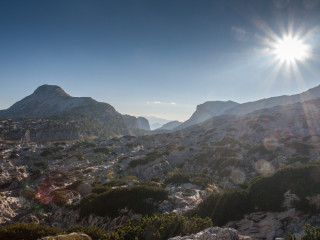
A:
[0,84,149,138]
[32,84,71,98]
[0,84,110,119]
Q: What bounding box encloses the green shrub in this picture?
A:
[129,151,168,168]
[66,180,84,190]
[9,151,19,159]
[50,190,77,206]
[0,223,63,240]
[34,161,49,169]
[40,149,55,157]
[286,224,320,240]
[249,163,320,212]
[104,176,138,187]
[286,156,310,164]
[91,185,111,194]
[79,185,168,218]
[193,163,320,226]
[107,214,213,240]
[29,168,43,180]
[93,147,110,154]
[165,173,212,188]
[195,189,250,225]
[67,225,107,240]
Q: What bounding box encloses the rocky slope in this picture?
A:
[175,101,239,130]
[176,84,320,130]
[1,86,320,239]
[137,117,150,131]
[224,84,320,116]
[160,121,182,130]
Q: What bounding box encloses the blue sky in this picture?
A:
[1,0,320,121]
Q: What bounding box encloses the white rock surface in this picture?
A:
[169,227,251,240]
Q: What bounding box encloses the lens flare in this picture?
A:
[255,159,275,175]
[273,36,310,62]
[230,168,246,184]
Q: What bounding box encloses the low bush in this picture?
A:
[34,161,49,169]
[107,214,213,240]
[79,185,168,218]
[286,156,310,164]
[104,176,138,187]
[0,215,212,240]
[40,149,55,157]
[129,151,168,168]
[9,151,19,159]
[0,223,63,240]
[165,173,212,188]
[286,224,320,240]
[193,163,320,226]
[93,147,110,154]
[195,188,250,225]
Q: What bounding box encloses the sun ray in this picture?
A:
[273,36,310,63]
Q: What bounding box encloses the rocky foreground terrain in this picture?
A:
[1,97,320,238]
[1,85,320,239]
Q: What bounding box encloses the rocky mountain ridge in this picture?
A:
[176,84,320,130]
[0,85,150,140]
[175,101,239,130]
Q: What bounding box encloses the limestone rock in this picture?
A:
[168,227,251,240]
[40,232,92,240]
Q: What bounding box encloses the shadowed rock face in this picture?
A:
[0,85,150,139]
[0,84,118,119]
[137,117,150,131]
[123,115,150,131]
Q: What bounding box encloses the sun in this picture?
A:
[273,36,309,63]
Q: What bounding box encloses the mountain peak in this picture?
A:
[33,84,70,97]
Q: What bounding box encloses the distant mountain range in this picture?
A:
[1,83,320,141]
[0,85,150,140]
[142,116,172,130]
[175,101,239,130]
[174,84,320,130]
[159,121,182,130]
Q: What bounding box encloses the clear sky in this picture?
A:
[0,0,320,121]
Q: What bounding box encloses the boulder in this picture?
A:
[19,213,39,224]
[40,232,92,240]
[168,227,251,240]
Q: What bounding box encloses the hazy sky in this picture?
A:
[1,0,320,121]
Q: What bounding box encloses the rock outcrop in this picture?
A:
[175,101,239,130]
[137,117,151,131]
[123,115,150,131]
[226,209,320,240]
[169,227,251,240]
[40,232,92,240]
